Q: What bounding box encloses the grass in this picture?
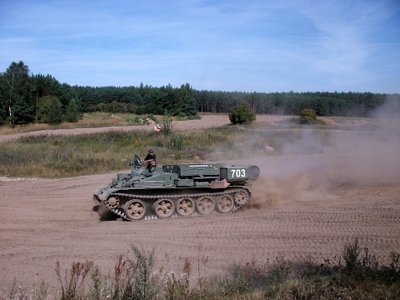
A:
[0,121,353,178]
[0,127,236,178]
[2,240,399,299]
[0,112,204,136]
[0,112,163,135]
[0,113,379,178]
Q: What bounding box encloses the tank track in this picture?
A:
[101,187,250,221]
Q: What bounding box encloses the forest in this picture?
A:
[0,61,398,125]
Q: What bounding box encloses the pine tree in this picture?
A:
[47,97,63,124]
[65,98,80,122]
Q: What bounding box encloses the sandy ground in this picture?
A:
[0,114,399,291]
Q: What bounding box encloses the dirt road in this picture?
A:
[0,114,233,144]
[0,114,296,144]
[0,114,399,290]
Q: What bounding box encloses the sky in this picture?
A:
[0,0,399,93]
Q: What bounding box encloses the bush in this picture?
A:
[229,103,256,125]
[160,116,174,135]
[65,98,80,122]
[47,97,63,124]
[37,96,63,123]
[37,97,51,123]
[299,108,317,124]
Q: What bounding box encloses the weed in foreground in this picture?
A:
[127,245,160,300]
[55,260,93,300]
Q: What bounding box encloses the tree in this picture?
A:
[47,97,63,124]
[65,98,80,122]
[174,83,197,116]
[32,74,63,122]
[37,96,52,123]
[229,103,256,125]
[2,61,34,124]
[11,98,35,125]
[0,74,8,124]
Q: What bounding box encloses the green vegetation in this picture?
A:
[48,97,63,124]
[0,112,161,135]
[0,124,352,178]
[0,61,198,125]
[229,103,256,125]
[4,240,400,299]
[1,61,399,126]
[65,98,81,122]
[0,127,235,178]
[299,108,318,124]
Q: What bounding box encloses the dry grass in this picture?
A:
[0,127,235,178]
[2,240,399,299]
[0,112,160,135]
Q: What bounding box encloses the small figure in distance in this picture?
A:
[144,149,157,175]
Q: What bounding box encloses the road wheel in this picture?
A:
[176,198,195,217]
[234,190,250,207]
[216,194,234,213]
[154,199,175,219]
[124,199,146,220]
[196,196,215,215]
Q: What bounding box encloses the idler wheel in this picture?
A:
[176,198,195,217]
[216,194,234,213]
[106,196,120,209]
[196,196,215,215]
[124,199,146,220]
[234,190,250,207]
[154,199,175,219]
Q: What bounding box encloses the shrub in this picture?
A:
[161,116,174,135]
[37,96,52,123]
[299,108,317,124]
[47,97,63,124]
[342,238,361,273]
[124,245,160,299]
[55,260,93,300]
[229,103,256,125]
[65,98,80,122]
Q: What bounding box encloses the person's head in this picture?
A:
[148,149,155,155]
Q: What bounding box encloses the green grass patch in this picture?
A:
[0,124,345,178]
[0,127,236,178]
[0,123,356,178]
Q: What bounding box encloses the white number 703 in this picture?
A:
[230,169,246,178]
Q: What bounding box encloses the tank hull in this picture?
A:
[93,156,259,221]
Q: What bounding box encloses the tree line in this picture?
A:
[0,61,398,125]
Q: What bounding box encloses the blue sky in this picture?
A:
[1,0,399,92]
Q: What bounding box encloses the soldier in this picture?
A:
[143,149,157,174]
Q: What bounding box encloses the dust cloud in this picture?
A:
[219,100,400,209]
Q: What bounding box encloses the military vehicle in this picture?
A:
[93,155,260,221]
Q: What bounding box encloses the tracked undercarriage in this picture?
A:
[93,155,259,221]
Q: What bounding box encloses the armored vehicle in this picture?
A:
[93,155,260,221]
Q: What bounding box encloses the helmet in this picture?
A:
[148,149,154,154]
